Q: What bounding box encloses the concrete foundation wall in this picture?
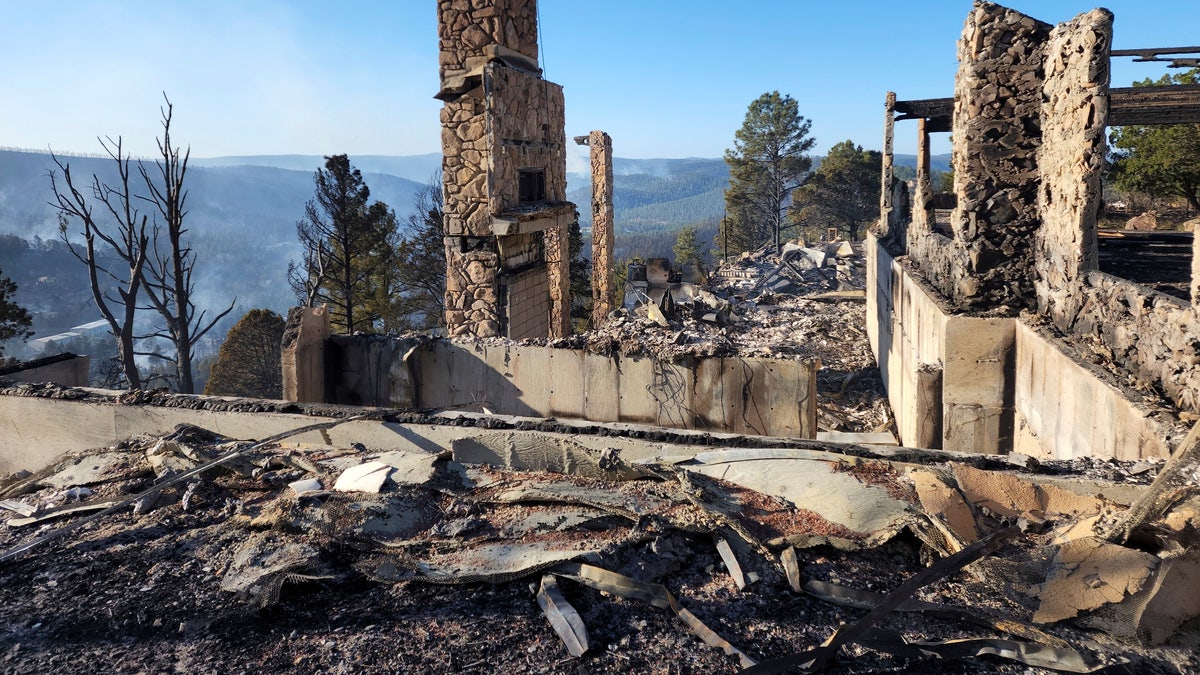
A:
[870,235,1180,460]
[0,393,677,476]
[330,340,817,439]
[1014,321,1178,461]
[868,236,1014,454]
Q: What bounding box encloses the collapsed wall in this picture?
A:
[437,0,574,340]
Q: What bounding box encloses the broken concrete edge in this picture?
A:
[0,381,1160,483]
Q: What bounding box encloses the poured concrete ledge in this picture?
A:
[0,387,924,476]
[1014,320,1183,461]
[333,340,818,439]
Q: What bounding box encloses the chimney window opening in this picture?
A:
[519,168,546,204]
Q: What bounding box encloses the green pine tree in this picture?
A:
[203,309,285,399]
[723,91,816,254]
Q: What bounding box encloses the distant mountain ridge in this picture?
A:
[190,153,445,184]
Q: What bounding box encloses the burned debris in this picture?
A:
[1,411,1199,672]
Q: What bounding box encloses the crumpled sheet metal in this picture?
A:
[369,542,608,585]
[553,561,756,669]
[220,533,321,601]
[536,575,589,657]
[9,418,1200,663]
[670,449,919,550]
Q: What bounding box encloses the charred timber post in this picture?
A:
[575,131,615,326]
[910,117,935,245]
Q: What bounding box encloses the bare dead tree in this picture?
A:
[287,240,329,308]
[50,139,149,390]
[137,97,234,394]
[51,96,233,393]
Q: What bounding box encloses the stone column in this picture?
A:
[948,2,1050,311]
[877,92,895,239]
[1034,8,1112,326]
[578,131,615,327]
[281,306,330,403]
[545,221,571,338]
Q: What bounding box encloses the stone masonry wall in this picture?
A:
[441,91,490,238]
[588,131,615,326]
[543,221,570,337]
[1027,8,1200,416]
[945,2,1049,312]
[486,65,567,212]
[1058,272,1200,414]
[439,0,572,339]
[437,0,538,73]
[444,246,500,338]
[1034,9,1111,322]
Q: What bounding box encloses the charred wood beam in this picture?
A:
[1112,46,1200,69]
[1109,85,1200,126]
[893,98,952,132]
[894,85,1200,128]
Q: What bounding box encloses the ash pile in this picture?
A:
[548,239,889,434]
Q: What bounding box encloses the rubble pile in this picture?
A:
[535,241,888,433]
[1,419,1198,673]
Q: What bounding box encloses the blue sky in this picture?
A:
[0,1,1195,162]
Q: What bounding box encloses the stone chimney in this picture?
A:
[437,0,574,339]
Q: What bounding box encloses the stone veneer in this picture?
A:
[437,0,538,73]
[585,131,615,326]
[437,0,573,339]
[1034,9,1111,321]
[945,3,1049,311]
